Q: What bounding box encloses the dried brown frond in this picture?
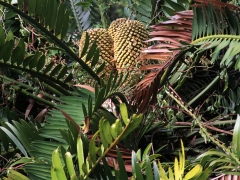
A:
[131,10,193,113]
[211,174,240,180]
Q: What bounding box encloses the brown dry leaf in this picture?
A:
[37,93,44,98]
[140,64,164,71]
[59,109,82,134]
[74,84,95,93]
[149,44,180,49]
[107,150,131,159]
[25,99,35,119]
[35,93,46,106]
[35,108,48,123]
[190,135,196,146]
[145,37,182,45]
[84,116,90,134]
[133,70,162,111]
[211,174,240,180]
[140,54,169,60]
[105,157,132,172]
[105,157,118,169]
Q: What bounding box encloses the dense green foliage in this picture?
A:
[0,0,240,179]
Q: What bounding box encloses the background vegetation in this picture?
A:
[0,0,240,179]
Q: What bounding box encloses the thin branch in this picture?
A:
[166,87,240,165]
[174,122,233,135]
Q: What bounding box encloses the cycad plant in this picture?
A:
[0,0,131,179]
[132,0,240,178]
[50,103,144,180]
[1,0,240,179]
[133,0,240,113]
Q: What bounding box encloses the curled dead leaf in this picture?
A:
[74,84,95,93]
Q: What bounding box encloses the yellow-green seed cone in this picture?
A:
[113,20,148,70]
[108,18,127,40]
[111,20,148,88]
[79,28,115,76]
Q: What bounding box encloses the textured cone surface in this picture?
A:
[114,20,148,70]
[79,28,115,74]
[113,20,148,89]
[108,18,127,40]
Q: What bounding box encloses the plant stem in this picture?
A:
[173,51,203,92]
[1,64,71,95]
[0,75,61,101]
[84,120,132,179]
[18,88,56,107]
[166,87,240,165]
[188,76,220,106]
[174,122,233,135]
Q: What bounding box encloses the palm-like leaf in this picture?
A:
[133,0,240,112]
[132,10,193,112]
[193,115,240,177]
[0,107,43,155]
[50,103,143,179]
[0,0,100,83]
[124,0,153,26]
[161,0,191,17]
[0,87,91,179]
[1,72,130,179]
[0,29,73,95]
[69,0,91,33]
[40,95,89,141]
[191,1,240,70]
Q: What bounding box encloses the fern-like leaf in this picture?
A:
[0,0,100,83]
[125,0,152,26]
[191,2,240,70]
[161,0,191,17]
[70,0,91,33]
[132,10,193,112]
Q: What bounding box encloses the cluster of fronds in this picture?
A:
[132,10,193,112]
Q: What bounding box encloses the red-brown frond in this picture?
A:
[132,10,193,112]
[140,54,169,61]
[105,144,132,172]
[132,69,163,113]
[140,64,164,71]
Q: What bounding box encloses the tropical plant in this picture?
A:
[1,0,240,179]
[192,115,240,177]
[131,1,240,179]
[51,137,214,180]
[157,140,210,180]
[0,0,127,179]
[51,103,144,180]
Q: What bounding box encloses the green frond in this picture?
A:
[191,4,240,70]
[24,163,52,180]
[125,0,152,26]
[69,0,92,32]
[0,0,100,83]
[40,95,89,141]
[0,107,43,156]
[161,0,191,18]
[18,0,69,38]
[49,105,143,179]
[89,1,105,27]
